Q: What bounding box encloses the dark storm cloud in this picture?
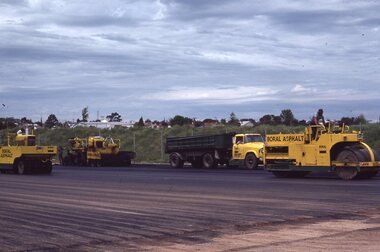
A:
[0,0,379,122]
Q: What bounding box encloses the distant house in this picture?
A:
[203,119,219,127]
[72,120,135,129]
[240,119,255,127]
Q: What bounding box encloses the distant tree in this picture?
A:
[193,120,203,127]
[106,112,122,122]
[228,112,240,126]
[220,118,227,125]
[259,114,274,125]
[0,118,5,130]
[273,116,282,125]
[170,115,192,126]
[160,120,169,127]
[62,121,71,128]
[280,109,295,126]
[298,120,307,126]
[340,117,355,125]
[34,120,43,127]
[45,114,59,128]
[354,114,367,125]
[20,117,33,125]
[136,117,145,127]
[81,106,89,122]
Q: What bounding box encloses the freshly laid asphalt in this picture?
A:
[0,165,379,251]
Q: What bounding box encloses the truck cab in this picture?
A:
[231,134,264,169]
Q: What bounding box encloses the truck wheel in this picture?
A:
[169,153,184,168]
[245,153,258,169]
[17,160,27,175]
[202,153,216,168]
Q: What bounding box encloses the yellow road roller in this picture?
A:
[0,132,57,174]
[264,123,380,180]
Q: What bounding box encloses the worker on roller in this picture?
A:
[311,109,326,139]
[312,109,325,126]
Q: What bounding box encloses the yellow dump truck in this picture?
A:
[0,132,57,174]
[166,133,264,169]
[63,136,135,167]
[264,123,380,180]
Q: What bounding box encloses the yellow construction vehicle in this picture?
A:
[63,136,135,167]
[0,131,57,174]
[264,123,380,180]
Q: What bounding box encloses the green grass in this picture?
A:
[1,124,380,163]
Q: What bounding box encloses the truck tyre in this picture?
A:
[17,160,27,175]
[245,153,258,169]
[202,153,216,168]
[169,153,184,168]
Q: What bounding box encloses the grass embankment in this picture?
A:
[1,124,379,163]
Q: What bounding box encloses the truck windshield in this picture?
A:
[245,135,263,143]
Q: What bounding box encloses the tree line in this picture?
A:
[0,108,369,130]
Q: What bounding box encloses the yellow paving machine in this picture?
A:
[63,136,135,167]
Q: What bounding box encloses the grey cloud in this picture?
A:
[0,0,379,121]
[0,0,25,6]
[53,15,138,28]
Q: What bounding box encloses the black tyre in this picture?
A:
[17,160,27,175]
[202,153,216,168]
[244,153,258,169]
[169,153,184,168]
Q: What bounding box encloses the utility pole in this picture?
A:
[160,128,164,161]
[133,132,136,153]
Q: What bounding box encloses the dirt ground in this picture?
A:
[143,209,380,252]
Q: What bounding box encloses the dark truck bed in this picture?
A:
[165,133,235,168]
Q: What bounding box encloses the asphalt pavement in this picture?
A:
[0,165,379,251]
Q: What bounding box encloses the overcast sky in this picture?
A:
[0,0,379,122]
